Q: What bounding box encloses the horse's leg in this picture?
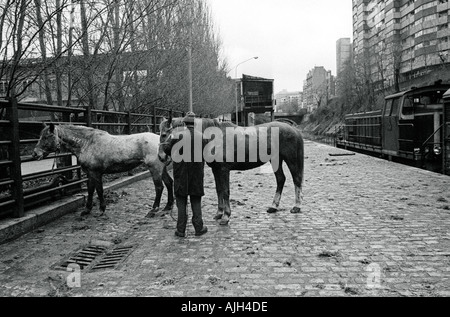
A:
[267,160,285,214]
[286,155,304,214]
[161,166,174,211]
[81,174,95,216]
[146,166,164,217]
[219,168,232,226]
[93,172,106,215]
[143,159,164,217]
[212,166,225,221]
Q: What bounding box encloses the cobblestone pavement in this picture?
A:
[0,140,449,297]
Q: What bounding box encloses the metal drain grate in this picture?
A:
[91,245,135,271]
[52,245,107,271]
[52,245,135,272]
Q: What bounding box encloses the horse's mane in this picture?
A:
[274,118,298,127]
[170,117,237,129]
[57,124,110,137]
[202,118,237,129]
[167,117,299,131]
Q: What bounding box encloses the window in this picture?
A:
[0,81,8,95]
[384,99,393,116]
[402,97,414,117]
[414,18,423,27]
[391,97,400,116]
[423,26,437,35]
[423,14,436,22]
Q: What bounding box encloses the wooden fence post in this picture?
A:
[8,96,24,218]
[85,105,92,127]
[127,111,132,134]
[153,106,157,133]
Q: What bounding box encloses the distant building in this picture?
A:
[302,66,335,112]
[336,38,352,77]
[336,38,353,97]
[352,0,450,90]
[274,90,303,113]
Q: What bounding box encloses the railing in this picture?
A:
[0,98,186,219]
[340,122,382,146]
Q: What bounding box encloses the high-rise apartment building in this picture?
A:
[336,38,353,77]
[352,0,450,89]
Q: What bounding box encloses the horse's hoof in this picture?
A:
[92,209,106,218]
[267,207,278,214]
[145,212,156,218]
[214,213,223,220]
[219,218,229,226]
[290,207,301,214]
[150,206,160,213]
[163,205,173,212]
[75,215,85,221]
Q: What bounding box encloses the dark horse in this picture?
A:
[33,123,173,216]
[158,117,304,225]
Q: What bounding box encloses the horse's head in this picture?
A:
[158,116,172,163]
[158,122,193,163]
[32,123,60,160]
[159,116,173,144]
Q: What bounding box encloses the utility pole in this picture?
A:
[187,3,194,113]
[188,35,193,113]
[67,0,75,107]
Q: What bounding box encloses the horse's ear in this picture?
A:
[49,123,55,133]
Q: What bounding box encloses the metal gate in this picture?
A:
[0,99,186,219]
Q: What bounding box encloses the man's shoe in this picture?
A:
[175,230,186,238]
[195,226,208,236]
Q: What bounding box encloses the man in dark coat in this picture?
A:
[162,112,208,238]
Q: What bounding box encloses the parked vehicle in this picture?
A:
[235,74,274,126]
[336,81,450,174]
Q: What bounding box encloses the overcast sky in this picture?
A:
[208,0,353,93]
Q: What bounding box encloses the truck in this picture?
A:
[235,74,274,126]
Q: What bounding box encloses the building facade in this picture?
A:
[336,38,353,77]
[275,90,303,113]
[302,66,335,113]
[352,0,450,90]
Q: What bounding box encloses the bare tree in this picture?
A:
[1,0,234,118]
[34,0,53,106]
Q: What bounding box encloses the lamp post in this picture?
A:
[186,2,194,113]
[188,37,193,113]
[233,57,258,125]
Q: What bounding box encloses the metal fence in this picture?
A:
[0,98,185,219]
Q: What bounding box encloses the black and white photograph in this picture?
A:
[0,0,449,302]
